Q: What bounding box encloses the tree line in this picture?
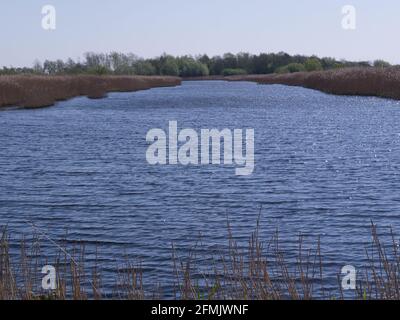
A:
[0,52,393,77]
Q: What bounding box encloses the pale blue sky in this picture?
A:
[1,0,399,67]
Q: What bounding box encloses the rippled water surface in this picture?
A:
[1,81,400,296]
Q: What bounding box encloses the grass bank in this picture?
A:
[0,75,181,109]
[0,221,399,300]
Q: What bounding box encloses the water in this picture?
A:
[1,80,400,297]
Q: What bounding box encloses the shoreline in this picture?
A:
[0,222,395,300]
[0,75,181,109]
[185,67,400,101]
[2,68,400,110]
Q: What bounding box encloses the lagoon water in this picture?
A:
[1,81,400,297]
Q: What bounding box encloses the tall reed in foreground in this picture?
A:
[0,221,399,300]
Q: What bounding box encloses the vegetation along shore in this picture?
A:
[226,67,400,100]
[0,75,181,109]
[0,222,399,300]
[1,52,400,109]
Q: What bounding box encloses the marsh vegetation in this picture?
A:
[0,221,399,300]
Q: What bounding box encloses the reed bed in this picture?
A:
[0,221,399,300]
[0,75,181,109]
[227,67,400,100]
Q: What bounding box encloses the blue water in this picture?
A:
[1,80,400,297]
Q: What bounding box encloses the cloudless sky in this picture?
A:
[1,0,400,67]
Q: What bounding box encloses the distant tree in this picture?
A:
[275,63,306,74]
[135,60,156,75]
[252,53,272,74]
[65,58,76,71]
[55,60,66,74]
[373,60,391,68]
[64,58,86,74]
[160,56,180,76]
[88,65,110,75]
[320,57,340,70]
[305,58,323,72]
[222,53,238,69]
[85,52,111,73]
[178,57,209,77]
[275,52,292,67]
[287,63,306,73]
[32,60,43,74]
[198,54,211,69]
[291,54,308,65]
[43,60,58,74]
[357,61,373,67]
[275,66,290,74]
[2,51,380,77]
[209,56,225,75]
[236,52,254,73]
[222,68,247,76]
[109,52,128,74]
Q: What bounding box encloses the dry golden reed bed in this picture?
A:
[1,222,400,300]
[0,75,181,109]
[2,68,399,110]
[226,67,400,100]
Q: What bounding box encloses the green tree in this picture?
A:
[222,68,247,76]
[305,58,323,72]
[373,60,391,68]
[276,63,305,74]
[178,57,209,77]
[43,60,58,74]
[160,56,179,76]
[135,61,156,75]
[88,65,110,75]
[275,66,290,74]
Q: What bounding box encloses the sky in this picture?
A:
[1,0,400,67]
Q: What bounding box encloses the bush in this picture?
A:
[222,68,247,76]
[275,63,305,74]
[305,58,323,72]
[275,66,290,74]
[178,58,209,77]
[88,65,110,75]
